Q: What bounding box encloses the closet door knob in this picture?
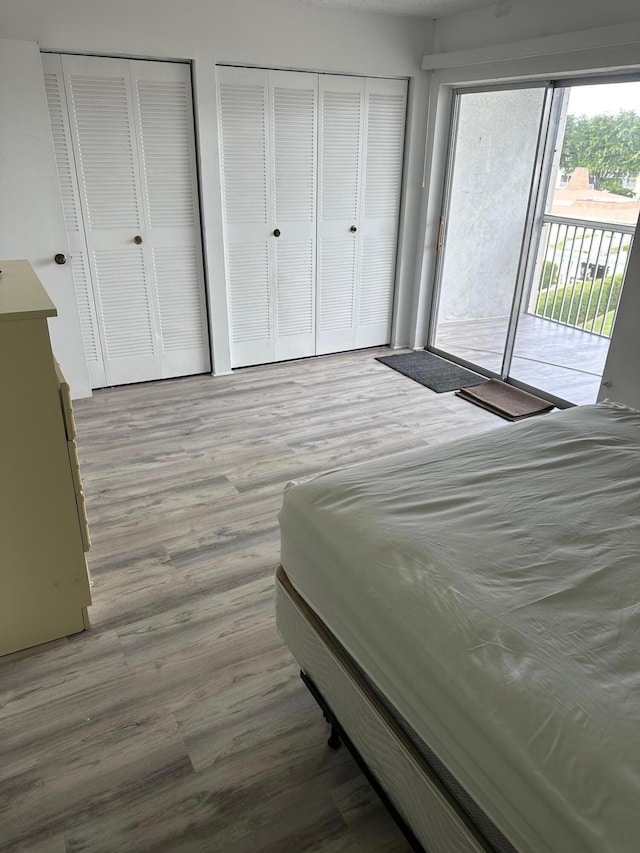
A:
[350,225,357,233]
[273,229,281,237]
[54,253,67,265]
[134,235,143,245]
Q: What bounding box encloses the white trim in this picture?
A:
[422,20,640,71]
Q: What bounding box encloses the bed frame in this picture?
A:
[299,670,425,852]
[275,565,510,853]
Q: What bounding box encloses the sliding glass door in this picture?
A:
[430,78,639,405]
[509,80,640,404]
[431,85,550,373]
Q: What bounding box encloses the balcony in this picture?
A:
[436,314,610,405]
[436,215,635,406]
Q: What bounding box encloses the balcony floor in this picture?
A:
[435,313,610,406]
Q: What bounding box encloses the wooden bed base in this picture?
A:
[275,565,502,853]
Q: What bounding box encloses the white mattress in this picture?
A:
[279,403,640,853]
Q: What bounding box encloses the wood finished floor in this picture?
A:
[0,348,503,853]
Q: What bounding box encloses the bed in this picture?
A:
[275,402,640,852]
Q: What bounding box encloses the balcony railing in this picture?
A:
[527,214,635,338]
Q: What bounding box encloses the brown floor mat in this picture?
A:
[455,378,554,421]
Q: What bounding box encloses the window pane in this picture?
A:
[433,87,546,373]
[511,81,640,404]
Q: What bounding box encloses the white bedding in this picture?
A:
[279,403,640,853]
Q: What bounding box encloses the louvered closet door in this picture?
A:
[317,75,406,355]
[270,70,317,362]
[129,60,210,379]
[217,66,317,368]
[42,54,107,388]
[316,75,366,356]
[218,67,272,367]
[60,54,163,386]
[218,68,405,366]
[357,77,406,348]
[45,54,209,387]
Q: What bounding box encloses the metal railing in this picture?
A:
[527,214,635,338]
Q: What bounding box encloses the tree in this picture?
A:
[560,110,640,191]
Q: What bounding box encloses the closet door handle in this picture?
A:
[273,229,281,238]
[134,235,143,245]
[350,225,357,233]
[54,253,67,265]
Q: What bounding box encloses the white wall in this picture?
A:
[0,0,434,376]
[0,38,91,398]
[437,87,545,323]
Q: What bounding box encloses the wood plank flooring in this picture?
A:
[0,348,502,853]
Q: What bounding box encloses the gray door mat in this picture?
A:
[375,350,488,393]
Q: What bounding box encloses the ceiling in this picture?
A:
[299,0,501,18]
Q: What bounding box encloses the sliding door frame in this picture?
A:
[426,72,640,408]
[505,72,640,390]
[416,29,640,405]
[427,81,554,380]
[499,84,560,379]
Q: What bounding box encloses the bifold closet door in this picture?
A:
[217,67,406,368]
[217,66,317,368]
[317,75,406,355]
[42,53,209,387]
[43,53,106,387]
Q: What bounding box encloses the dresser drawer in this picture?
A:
[54,360,77,440]
[67,439,83,496]
[75,489,91,553]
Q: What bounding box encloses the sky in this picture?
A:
[567,80,640,117]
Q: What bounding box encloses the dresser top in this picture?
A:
[0,260,57,322]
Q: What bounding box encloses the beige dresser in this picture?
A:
[0,259,92,656]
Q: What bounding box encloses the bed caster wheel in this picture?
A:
[328,725,342,750]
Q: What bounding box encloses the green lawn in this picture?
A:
[584,308,616,336]
[534,273,622,337]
